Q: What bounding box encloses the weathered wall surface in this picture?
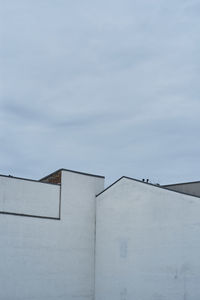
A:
[0,170,104,300]
[59,171,104,299]
[0,176,60,218]
[163,181,200,198]
[95,178,200,300]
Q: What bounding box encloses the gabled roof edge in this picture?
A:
[96,176,124,197]
[40,168,105,181]
[96,176,200,199]
[0,174,60,186]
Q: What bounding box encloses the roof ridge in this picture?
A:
[96,176,200,199]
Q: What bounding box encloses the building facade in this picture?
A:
[0,169,200,300]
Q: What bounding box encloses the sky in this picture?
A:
[0,0,200,186]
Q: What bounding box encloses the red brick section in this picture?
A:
[40,171,62,184]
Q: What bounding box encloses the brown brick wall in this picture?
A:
[40,171,61,184]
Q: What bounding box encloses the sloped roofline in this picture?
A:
[40,168,105,181]
[163,180,200,187]
[0,168,105,186]
[96,176,200,199]
[0,173,60,186]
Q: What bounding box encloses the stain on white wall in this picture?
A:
[0,170,104,300]
[95,178,200,300]
[1,171,200,300]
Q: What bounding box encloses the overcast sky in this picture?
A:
[0,0,200,186]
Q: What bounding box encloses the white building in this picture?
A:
[0,168,200,300]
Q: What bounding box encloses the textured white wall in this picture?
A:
[0,176,60,218]
[95,177,200,300]
[59,171,104,299]
[0,170,104,300]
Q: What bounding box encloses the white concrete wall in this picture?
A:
[0,176,60,218]
[95,178,200,300]
[0,170,104,300]
[59,170,104,299]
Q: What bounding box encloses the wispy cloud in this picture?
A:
[0,0,200,185]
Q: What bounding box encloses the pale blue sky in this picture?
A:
[0,0,200,185]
